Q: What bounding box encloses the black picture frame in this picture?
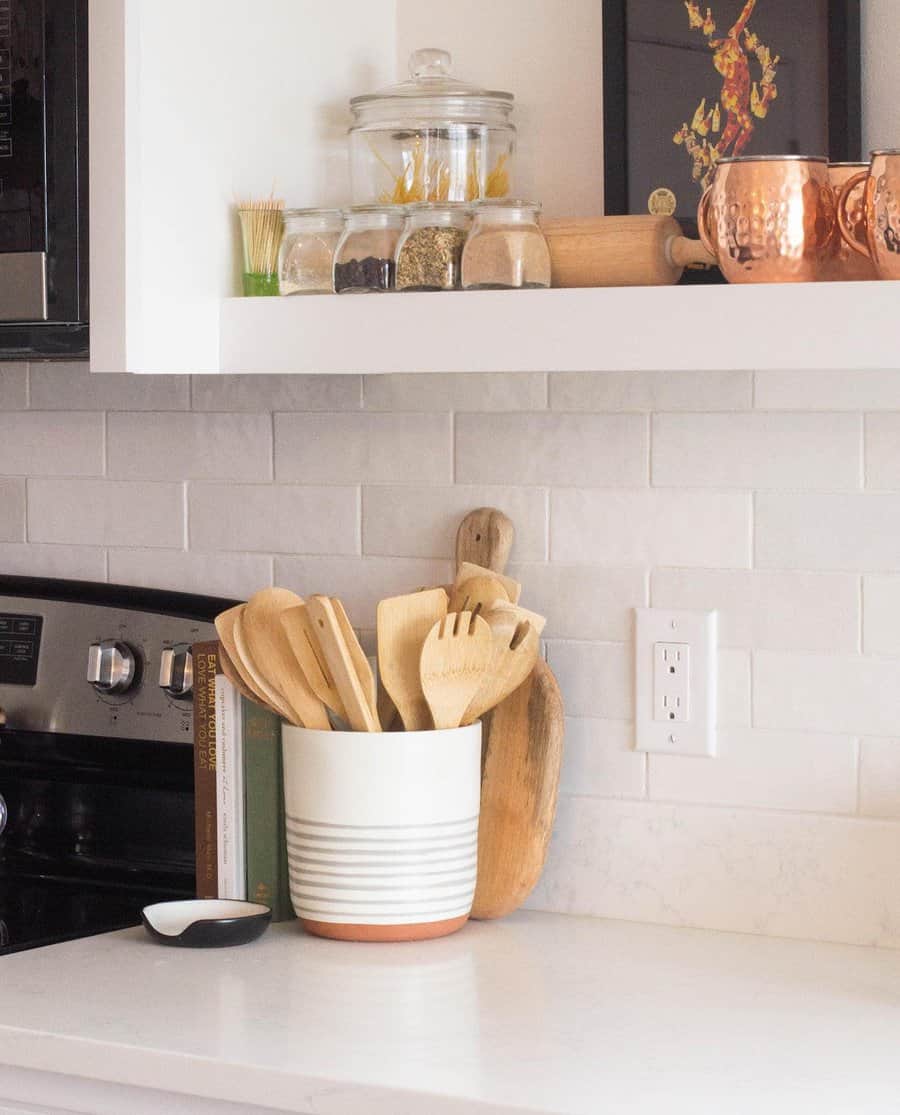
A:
[602,0,862,221]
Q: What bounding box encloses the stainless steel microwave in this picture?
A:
[0,0,87,359]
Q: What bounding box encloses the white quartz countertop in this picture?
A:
[2,910,900,1114]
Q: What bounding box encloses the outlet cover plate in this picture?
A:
[635,608,717,757]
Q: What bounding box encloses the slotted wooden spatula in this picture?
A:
[420,611,493,730]
[463,618,540,725]
[306,596,380,732]
[471,658,564,920]
[448,574,509,615]
[280,602,347,722]
[376,588,448,731]
[456,562,521,605]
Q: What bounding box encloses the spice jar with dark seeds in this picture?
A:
[395,203,472,291]
[334,205,405,293]
[462,199,551,290]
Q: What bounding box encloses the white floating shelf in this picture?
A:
[218,281,900,375]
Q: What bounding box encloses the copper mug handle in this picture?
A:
[836,170,872,260]
[697,186,717,259]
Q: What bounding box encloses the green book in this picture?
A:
[242,700,293,922]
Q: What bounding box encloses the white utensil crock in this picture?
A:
[282,723,481,942]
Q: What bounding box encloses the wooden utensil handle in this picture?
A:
[668,235,716,270]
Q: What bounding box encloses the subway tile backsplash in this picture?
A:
[6,361,900,950]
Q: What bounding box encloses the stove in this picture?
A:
[0,577,236,954]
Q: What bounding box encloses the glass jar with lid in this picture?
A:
[278,208,343,295]
[349,48,516,206]
[462,200,551,290]
[333,205,405,293]
[395,203,471,291]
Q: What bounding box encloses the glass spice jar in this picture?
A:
[395,203,471,292]
[462,199,551,290]
[333,205,405,293]
[278,208,343,295]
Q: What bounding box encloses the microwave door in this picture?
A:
[0,0,48,322]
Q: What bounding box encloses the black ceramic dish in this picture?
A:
[141,899,273,948]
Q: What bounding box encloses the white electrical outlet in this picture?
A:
[635,609,717,757]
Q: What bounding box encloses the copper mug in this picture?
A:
[822,163,879,281]
[697,155,837,283]
[837,150,900,280]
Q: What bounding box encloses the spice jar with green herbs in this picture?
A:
[334,206,405,293]
[395,203,471,291]
[462,199,551,290]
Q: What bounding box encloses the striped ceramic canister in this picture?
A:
[281,723,481,942]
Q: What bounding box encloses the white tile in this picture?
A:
[29,362,189,410]
[189,484,359,555]
[456,413,647,486]
[551,370,752,412]
[27,479,184,548]
[652,568,860,653]
[507,563,646,641]
[552,489,752,568]
[863,575,900,655]
[109,549,272,600]
[0,363,27,409]
[275,413,452,485]
[364,372,547,411]
[192,374,360,412]
[526,797,900,948]
[756,493,900,571]
[0,543,104,579]
[652,413,862,490]
[718,649,750,727]
[859,738,900,819]
[107,412,272,481]
[274,555,452,632]
[755,369,900,410]
[649,728,858,814]
[0,412,103,476]
[865,413,900,489]
[362,485,547,560]
[754,651,900,736]
[545,641,632,720]
[559,718,645,799]
[0,480,25,541]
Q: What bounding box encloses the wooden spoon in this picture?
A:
[463,618,540,725]
[214,604,290,719]
[486,599,547,637]
[232,611,303,726]
[280,602,347,721]
[456,508,514,574]
[448,574,509,615]
[241,588,331,730]
[471,658,564,920]
[420,611,493,731]
[456,561,521,605]
[306,596,380,732]
[376,588,448,731]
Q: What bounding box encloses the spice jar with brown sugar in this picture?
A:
[395,203,472,292]
[462,199,551,290]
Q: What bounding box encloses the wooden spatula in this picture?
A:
[420,611,493,730]
[456,508,514,574]
[217,640,261,705]
[463,618,540,725]
[471,658,564,920]
[485,599,547,637]
[448,574,509,615]
[376,588,448,731]
[456,561,521,605]
[215,604,290,719]
[231,610,302,724]
[280,602,347,721]
[332,598,379,724]
[306,596,380,732]
[241,588,331,730]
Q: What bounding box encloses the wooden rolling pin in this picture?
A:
[542,214,715,288]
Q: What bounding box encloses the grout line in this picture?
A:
[269,411,276,482]
[182,481,190,550]
[24,361,31,408]
[102,411,109,477]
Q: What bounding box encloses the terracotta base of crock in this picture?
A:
[300,915,469,942]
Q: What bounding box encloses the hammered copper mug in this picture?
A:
[697,155,837,283]
[837,150,900,280]
[822,163,879,281]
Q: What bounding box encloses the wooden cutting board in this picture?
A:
[470,657,564,921]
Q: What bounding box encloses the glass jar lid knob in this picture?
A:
[410,48,453,80]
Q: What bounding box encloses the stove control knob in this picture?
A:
[158,644,193,700]
[87,640,137,695]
